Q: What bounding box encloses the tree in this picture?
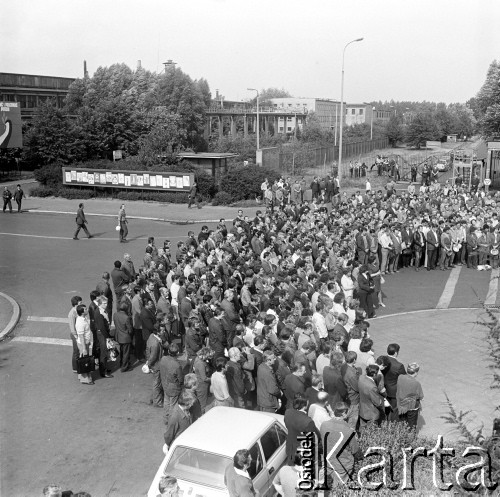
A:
[405,112,441,148]
[300,112,326,143]
[383,116,404,147]
[137,109,186,166]
[253,87,291,106]
[23,102,83,165]
[475,60,500,139]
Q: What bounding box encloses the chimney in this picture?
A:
[137,60,142,70]
[83,60,89,79]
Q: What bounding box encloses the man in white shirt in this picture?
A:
[308,391,333,431]
[312,302,328,341]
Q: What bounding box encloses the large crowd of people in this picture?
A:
[64,168,498,496]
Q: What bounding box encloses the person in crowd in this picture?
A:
[320,402,363,486]
[68,295,83,373]
[358,364,385,428]
[113,301,133,372]
[396,362,424,428]
[145,327,164,408]
[75,304,94,385]
[158,476,181,497]
[163,391,194,448]
[160,343,184,424]
[94,296,113,378]
[224,449,257,497]
[384,343,406,419]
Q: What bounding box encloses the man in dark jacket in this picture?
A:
[323,352,348,408]
[160,343,184,424]
[111,260,130,302]
[284,395,320,465]
[282,363,306,408]
[384,343,406,419]
[164,392,194,447]
[208,308,227,361]
[96,272,113,321]
[140,299,156,344]
[73,202,93,239]
[146,328,164,407]
[225,347,246,408]
[113,301,133,372]
[256,350,281,412]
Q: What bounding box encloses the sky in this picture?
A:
[3,0,500,105]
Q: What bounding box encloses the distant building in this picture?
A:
[269,97,341,133]
[0,72,77,120]
[344,104,391,126]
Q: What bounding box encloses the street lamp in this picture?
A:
[338,37,364,185]
[247,88,260,151]
[370,106,376,140]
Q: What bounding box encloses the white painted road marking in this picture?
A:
[436,266,463,309]
[28,316,69,323]
[485,268,500,305]
[0,232,183,241]
[12,336,72,346]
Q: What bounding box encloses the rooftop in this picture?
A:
[171,407,283,456]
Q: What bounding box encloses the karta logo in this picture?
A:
[296,433,498,492]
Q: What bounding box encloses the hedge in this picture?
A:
[211,191,232,206]
[220,166,281,201]
[31,159,215,202]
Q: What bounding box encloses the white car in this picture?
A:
[148,407,288,497]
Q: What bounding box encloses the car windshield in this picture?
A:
[164,446,231,489]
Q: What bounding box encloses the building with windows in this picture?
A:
[269,97,341,134]
[345,104,391,126]
[0,73,76,120]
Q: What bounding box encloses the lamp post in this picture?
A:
[338,38,363,185]
[247,88,260,152]
[370,106,376,140]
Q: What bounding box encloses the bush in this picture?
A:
[30,186,56,197]
[212,191,233,206]
[57,187,96,200]
[219,166,280,201]
[33,163,64,187]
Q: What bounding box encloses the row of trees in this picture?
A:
[22,60,500,169]
[23,63,211,167]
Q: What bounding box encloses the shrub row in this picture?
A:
[31,162,281,205]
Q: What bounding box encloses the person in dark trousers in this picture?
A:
[2,187,13,213]
[188,180,202,209]
[68,295,83,373]
[94,296,113,378]
[73,202,93,239]
[160,342,184,424]
[113,301,133,372]
[13,184,24,212]
[118,203,128,242]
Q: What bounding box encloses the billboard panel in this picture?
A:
[62,167,193,192]
[0,102,23,149]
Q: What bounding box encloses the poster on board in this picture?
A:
[176,177,183,189]
[65,172,71,183]
[118,173,125,184]
[82,171,88,183]
[162,177,170,189]
[124,176,131,187]
[156,175,163,186]
[150,176,157,187]
[100,173,106,184]
[143,174,150,185]
[88,174,94,185]
[183,176,190,187]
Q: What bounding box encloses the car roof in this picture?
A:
[170,407,283,456]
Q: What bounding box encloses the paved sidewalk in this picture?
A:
[21,196,256,223]
[0,292,21,340]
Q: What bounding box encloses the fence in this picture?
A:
[261,138,390,175]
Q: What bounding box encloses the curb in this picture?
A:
[0,292,21,341]
[25,209,228,224]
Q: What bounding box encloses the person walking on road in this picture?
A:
[73,203,93,239]
[118,203,128,242]
[3,186,13,213]
[188,180,202,209]
[13,184,24,212]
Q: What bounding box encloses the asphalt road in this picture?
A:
[0,212,498,496]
